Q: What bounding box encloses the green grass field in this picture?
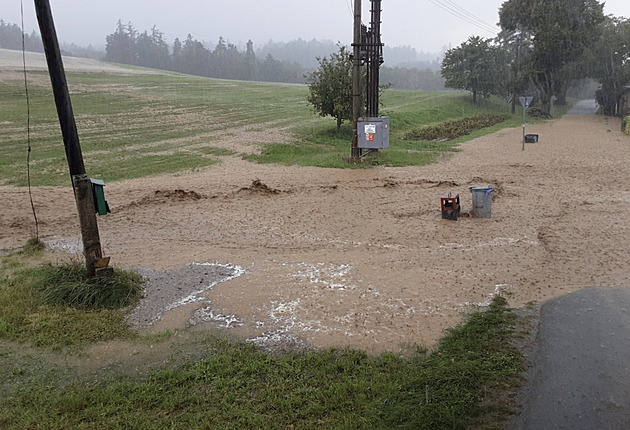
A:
[0,68,533,186]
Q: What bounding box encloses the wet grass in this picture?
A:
[0,71,313,186]
[0,246,141,350]
[0,246,523,430]
[247,92,521,168]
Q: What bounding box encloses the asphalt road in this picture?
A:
[511,288,630,429]
[568,99,599,115]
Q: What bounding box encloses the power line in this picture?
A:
[426,0,498,35]
[346,0,354,17]
[428,0,497,34]
[441,0,499,32]
[429,0,497,34]
[21,0,39,240]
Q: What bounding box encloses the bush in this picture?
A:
[527,107,552,119]
[624,116,630,135]
[404,114,509,141]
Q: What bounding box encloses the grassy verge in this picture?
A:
[0,245,141,350]
[248,92,520,168]
[0,246,523,430]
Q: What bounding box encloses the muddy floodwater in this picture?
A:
[2,100,629,352]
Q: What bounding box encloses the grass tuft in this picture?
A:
[24,237,46,254]
[33,262,143,310]
[0,252,142,349]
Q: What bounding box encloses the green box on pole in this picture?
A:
[90,178,110,216]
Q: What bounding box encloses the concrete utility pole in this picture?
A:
[34,0,106,277]
[351,0,362,161]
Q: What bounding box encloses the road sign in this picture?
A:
[519,96,533,111]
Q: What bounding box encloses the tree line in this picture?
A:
[440,0,630,117]
[104,21,304,83]
[104,21,445,90]
[0,20,43,52]
[0,18,445,90]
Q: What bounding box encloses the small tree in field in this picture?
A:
[441,36,509,104]
[306,45,353,130]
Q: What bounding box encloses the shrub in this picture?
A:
[404,114,509,141]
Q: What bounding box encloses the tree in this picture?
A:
[105,20,137,64]
[441,36,509,104]
[171,37,182,71]
[244,39,257,81]
[0,20,43,52]
[586,16,630,115]
[180,34,210,76]
[499,0,605,115]
[210,37,245,79]
[306,45,354,130]
[497,28,534,113]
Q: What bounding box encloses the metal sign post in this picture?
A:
[519,96,533,151]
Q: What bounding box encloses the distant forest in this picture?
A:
[0,20,43,52]
[0,19,446,91]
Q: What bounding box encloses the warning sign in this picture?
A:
[357,117,389,149]
[365,124,376,142]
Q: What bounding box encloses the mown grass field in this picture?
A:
[0,68,536,187]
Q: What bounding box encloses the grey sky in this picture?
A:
[3,0,628,54]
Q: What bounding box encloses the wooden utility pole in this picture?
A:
[511,35,520,115]
[351,0,362,161]
[34,0,105,277]
[366,0,383,118]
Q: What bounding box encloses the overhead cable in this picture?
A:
[426,0,498,35]
[441,0,499,33]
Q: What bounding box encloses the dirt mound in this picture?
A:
[237,179,284,195]
[405,179,460,188]
[131,189,208,206]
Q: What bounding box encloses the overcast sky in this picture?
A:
[3,0,628,53]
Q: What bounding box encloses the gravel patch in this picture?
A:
[126,262,245,329]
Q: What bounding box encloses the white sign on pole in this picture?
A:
[519,96,533,151]
[519,96,533,111]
